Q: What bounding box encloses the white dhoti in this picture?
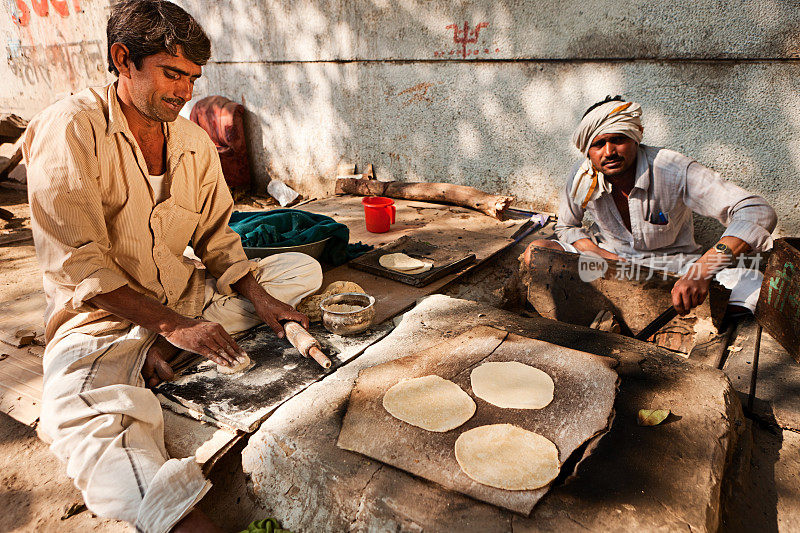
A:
[40,253,322,533]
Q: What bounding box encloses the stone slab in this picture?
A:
[337,326,618,514]
[242,295,744,532]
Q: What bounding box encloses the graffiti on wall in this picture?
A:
[10,0,83,26]
[7,39,105,88]
[433,21,499,59]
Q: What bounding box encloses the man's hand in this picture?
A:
[252,297,310,338]
[572,238,626,263]
[671,236,751,315]
[161,316,248,367]
[89,285,246,368]
[672,265,712,315]
[232,272,310,339]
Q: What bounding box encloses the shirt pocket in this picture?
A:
[641,207,684,251]
[160,204,202,255]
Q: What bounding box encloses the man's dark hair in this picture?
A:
[582,95,625,118]
[107,0,211,75]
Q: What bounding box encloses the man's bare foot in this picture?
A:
[172,508,222,533]
[142,336,179,388]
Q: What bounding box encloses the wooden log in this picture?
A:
[335,178,514,220]
[0,135,25,181]
[0,114,27,145]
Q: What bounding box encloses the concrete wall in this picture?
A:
[2,0,799,239]
[1,0,113,116]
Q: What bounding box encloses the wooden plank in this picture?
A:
[296,196,524,249]
[0,348,43,426]
[161,408,242,475]
[337,326,618,515]
[755,237,800,362]
[688,323,735,368]
[0,291,46,339]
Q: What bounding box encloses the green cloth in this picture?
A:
[239,517,291,533]
[229,209,372,266]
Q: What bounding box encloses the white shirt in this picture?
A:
[148,173,168,204]
[555,145,777,261]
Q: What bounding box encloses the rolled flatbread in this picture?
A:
[470,361,554,409]
[455,424,560,490]
[383,375,476,432]
[379,253,432,273]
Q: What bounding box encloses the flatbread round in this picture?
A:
[217,354,252,374]
[470,361,554,409]
[398,262,432,275]
[455,424,560,490]
[383,375,476,432]
[379,253,428,272]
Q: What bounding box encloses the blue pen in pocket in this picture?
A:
[649,211,669,225]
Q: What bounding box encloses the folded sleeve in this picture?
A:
[683,162,777,252]
[25,110,128,313]
[190,138,255,296]
[555,164,592,244]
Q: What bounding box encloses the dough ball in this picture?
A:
[379,253,428,272]
[217,354,251,374]
[455,424,560,490]
[383,375,476,432]
[470,361,554,409]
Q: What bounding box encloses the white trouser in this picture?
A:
[556,241,763,311]
[40,253,322,533]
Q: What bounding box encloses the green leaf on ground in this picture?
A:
[638,409,670,426]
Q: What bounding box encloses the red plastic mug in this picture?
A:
[362,196,396,233]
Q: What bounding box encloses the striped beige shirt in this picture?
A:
[24,83,253,343]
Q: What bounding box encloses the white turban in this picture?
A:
[569,100,644,208]
[572,100,643,155]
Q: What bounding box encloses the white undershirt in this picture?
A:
[148,173,168,204]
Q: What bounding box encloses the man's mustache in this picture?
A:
[163,97,185,106]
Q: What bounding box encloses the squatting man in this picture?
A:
[23,1,322,531]
[523,96,777,316]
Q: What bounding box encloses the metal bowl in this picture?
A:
[243,237,330,260]
[320,292,376,336]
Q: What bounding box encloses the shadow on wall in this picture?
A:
[179,0,799,243]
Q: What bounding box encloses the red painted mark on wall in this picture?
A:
[12,0,83,27]
[396,82,437,106]
[8,39,104,88]
[433,21,499,59]
[447,21,488,59]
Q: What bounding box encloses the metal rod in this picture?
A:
[747,324,763,412]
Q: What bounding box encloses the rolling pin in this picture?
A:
[283,321,332,369]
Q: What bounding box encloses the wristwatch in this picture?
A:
[713,242,734,264]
